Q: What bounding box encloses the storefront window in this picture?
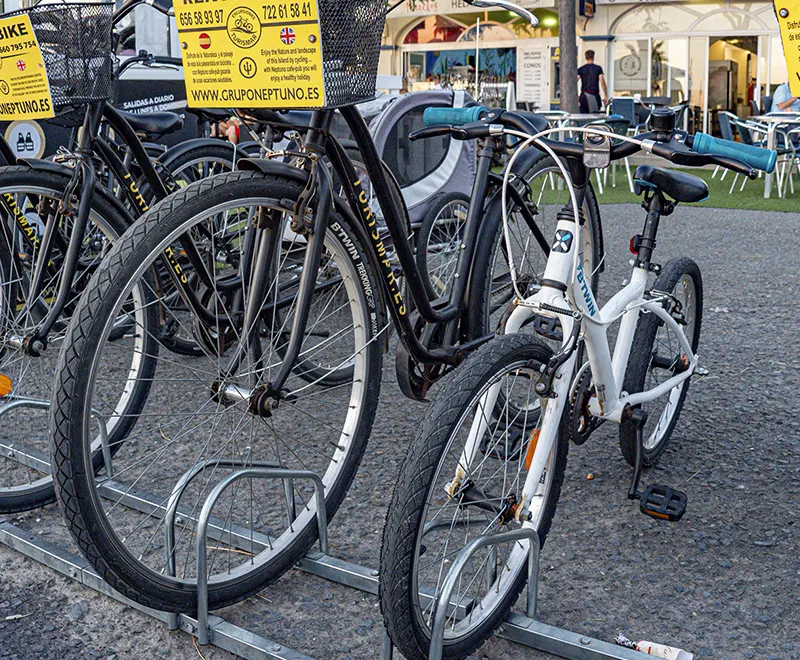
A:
[653,39,688,104]
[613,40,648,97]
[688,37,707,133]
[403,16,465,45]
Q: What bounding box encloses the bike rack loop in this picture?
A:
[162,462,329,645]
[0,396,113,477]
[429,527,540,660]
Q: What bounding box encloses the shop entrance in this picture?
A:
[707,36,758,134]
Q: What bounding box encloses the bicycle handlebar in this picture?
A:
[118,52,183,75]
[689,132,776,174]
[464,0,538,27]
[419,106,772,178]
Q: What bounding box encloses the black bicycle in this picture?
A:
[47,0,604,613]
[0,0,244,513]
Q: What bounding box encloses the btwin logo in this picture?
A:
[575,262,596,316]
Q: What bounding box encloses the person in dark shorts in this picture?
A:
[577,50,608,113]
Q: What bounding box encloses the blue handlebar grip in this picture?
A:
[423,106,488,127]
[692,132,777,173]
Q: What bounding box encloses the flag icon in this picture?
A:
[16,60,25,71]
[280,27,295,45]
[198,33,211,49]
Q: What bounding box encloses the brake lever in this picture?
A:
[408,126,452,142]
[713,155,758,179]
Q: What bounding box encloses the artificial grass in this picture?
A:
[595,167,799,212]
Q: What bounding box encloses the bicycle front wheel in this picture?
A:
[0,166,137,513]
[50,170,383,612]
[380,334,568,660]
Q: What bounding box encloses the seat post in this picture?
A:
[635,193,666,267]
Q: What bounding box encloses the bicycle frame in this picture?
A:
[223,106,522,397]
[456,155,697,527]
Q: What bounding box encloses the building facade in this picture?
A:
[381,0,788,134]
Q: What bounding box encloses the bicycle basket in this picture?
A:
[5,3,114,123]
[318,0,386,107]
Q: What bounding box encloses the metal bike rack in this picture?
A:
[380,527,652,660]
[1,436,656,660]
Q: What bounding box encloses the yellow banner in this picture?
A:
[175,0,325,109]
[0,13,54,121]
[775,0,800,96]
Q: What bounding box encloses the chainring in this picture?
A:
[395,313,451,402]
[569,364,604,445]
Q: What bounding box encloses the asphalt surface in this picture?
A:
[1,202,799,660]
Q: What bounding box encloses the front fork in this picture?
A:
[27,106,101,352]
[223,156,333,395]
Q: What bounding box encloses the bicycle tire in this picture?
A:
[50,169,384,612]
[380,333,568,660]
[0,166,153,513]
[619,257,703,466]
[416,192,471,301]
[467,155,602,340]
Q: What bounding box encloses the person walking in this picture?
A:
[577,50,608,113]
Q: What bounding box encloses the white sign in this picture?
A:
[4,120,45,159]
[517,44,549,109]
[134,5,170,56]
[396,0,554,16]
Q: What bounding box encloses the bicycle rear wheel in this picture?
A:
[381,334,568,660]
[619,257,703,466]
[50,170,383,612]
[0,166,141,513]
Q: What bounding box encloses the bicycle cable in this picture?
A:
[500,126,647,322]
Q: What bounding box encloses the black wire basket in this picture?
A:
[5,2,115,125]
[318,0,386,107]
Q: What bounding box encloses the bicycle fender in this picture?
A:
[16,158,137,227]
[238,157,390,346]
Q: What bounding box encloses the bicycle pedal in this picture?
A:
[532,314,563,342]
[640,484,687,522]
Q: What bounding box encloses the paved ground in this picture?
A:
[1,202,799,660]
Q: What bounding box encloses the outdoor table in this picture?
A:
[751,113,800,198]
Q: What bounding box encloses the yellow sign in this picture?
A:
[175,0,326,109]
[775,0,800,96]
[0,13,54,121]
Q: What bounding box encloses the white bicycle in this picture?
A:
[379,104,777,659]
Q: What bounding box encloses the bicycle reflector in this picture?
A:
[0,373,11,397]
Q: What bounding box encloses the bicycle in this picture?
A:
[379,108,777,658]
[46,0,605,613]
[0,0,243,513]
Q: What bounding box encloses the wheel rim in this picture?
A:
[77,195,370,590]
[411,359,555,641]
[642,273,697,451]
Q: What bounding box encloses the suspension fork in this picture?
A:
[28,104,103,350]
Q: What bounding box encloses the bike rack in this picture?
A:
[0,437,655,660]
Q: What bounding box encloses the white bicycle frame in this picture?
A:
[455,127,697,526]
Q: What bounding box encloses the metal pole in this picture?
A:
[476,18,480,101]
